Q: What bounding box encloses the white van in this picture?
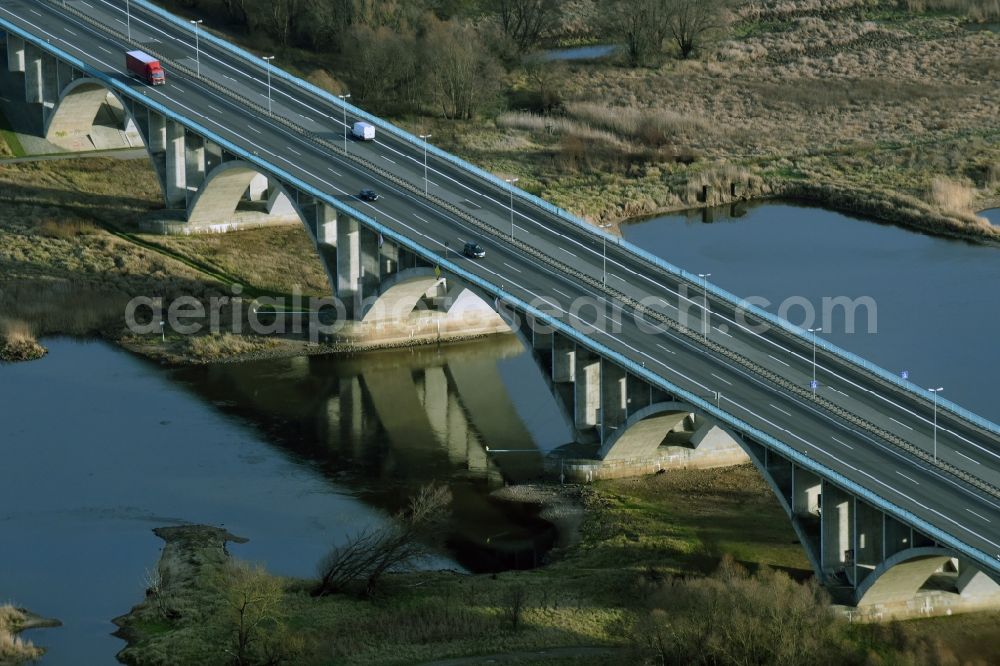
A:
[352,121,375,141]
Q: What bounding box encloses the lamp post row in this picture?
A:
[154,23,955,470]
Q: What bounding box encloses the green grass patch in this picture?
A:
[0,108,25,158]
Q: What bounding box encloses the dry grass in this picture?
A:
[928,175,977,212]
[147,225,331,299]
[0,605,43,665]
[906,0,1000,20]
[433,2,1000,233]
[181,333,281,362]
[33,217,101,239]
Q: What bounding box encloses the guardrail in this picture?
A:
[7,11,999,577]
[122,0,1000,440]
[43,0,1000,500]
[46,4,1000,502]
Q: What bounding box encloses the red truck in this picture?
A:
[125,50,165,85]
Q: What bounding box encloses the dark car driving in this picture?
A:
[462,241,486,259]
[359,188,380,201]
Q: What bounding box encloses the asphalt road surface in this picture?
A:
[5,0,999,573]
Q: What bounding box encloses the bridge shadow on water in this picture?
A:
[164,333,571,572]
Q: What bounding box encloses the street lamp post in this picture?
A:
[928,387,944,461]
[189,20,203,78]
[262,56,275,115]
[505,177,519,239]
[599,222,613,287]
[338,93,351,151]
[126,0,131,41]
[697,273,712,340]
[807,326,822,393]
[419,133,432,195]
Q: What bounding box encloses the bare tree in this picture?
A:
[483,0,564,53]
[221,562,299,666]
[596,0,670,67]
[343,24,420,112]
[315,483,452,597]
[664,0,729,59]
[422,20,503,120]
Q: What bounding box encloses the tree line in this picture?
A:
[165,0,730,116]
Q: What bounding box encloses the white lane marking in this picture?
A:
[953,450,981,465]
[711,373,732,386]
[247,125,262,134]
[427,180,439,188]
[896,471,919,484]
[64,27,77,36]
[171,84,185,94]
[327,167,342,177]
[726,399,785,432]
[560,247,577,257]
[830,436,854,450]
[381,155,396,164]
[45,3,995,536]
[831,388,850,398]
[890,417,914,431]
[80,1,94,7]
[967,509,991,523]
[713,326,733,338]
[287,147,301,156]
[854,467,1000,551]
[502,262,522,273]
[656,298,678,311]
[768,354,791,367]
[30,8,43,16]
[553,288,572,299]
[98,45,112,54]
[413,213,429,223]
[115,18,126,26]
[655,344,675,355]
[208,105,223,114]
[770,404,793,417]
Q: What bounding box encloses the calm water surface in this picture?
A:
[0,336,569,665]
[981,208,1000,225]
[623,202,1000,421]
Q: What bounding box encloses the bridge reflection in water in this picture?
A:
[165,334,571,571]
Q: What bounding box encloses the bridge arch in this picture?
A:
[186,160,299,228]
[44,78,167,205]
[45,77,135,143]
[854,547,1000,607]
[598,400,746,465]
[359,267,507,328]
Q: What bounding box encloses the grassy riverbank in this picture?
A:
[114,465,1000,666]
[0,157,330,364]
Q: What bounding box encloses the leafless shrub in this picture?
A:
[315,483,452,597]
[503,585,529,631]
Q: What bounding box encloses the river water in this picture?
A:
[0,336,570,665]
[4,199,999,664]
[622,201,1000,422]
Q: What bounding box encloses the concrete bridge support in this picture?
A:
[0,37,509,345]
[528,330,748,471]
[741,440,1000,618]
